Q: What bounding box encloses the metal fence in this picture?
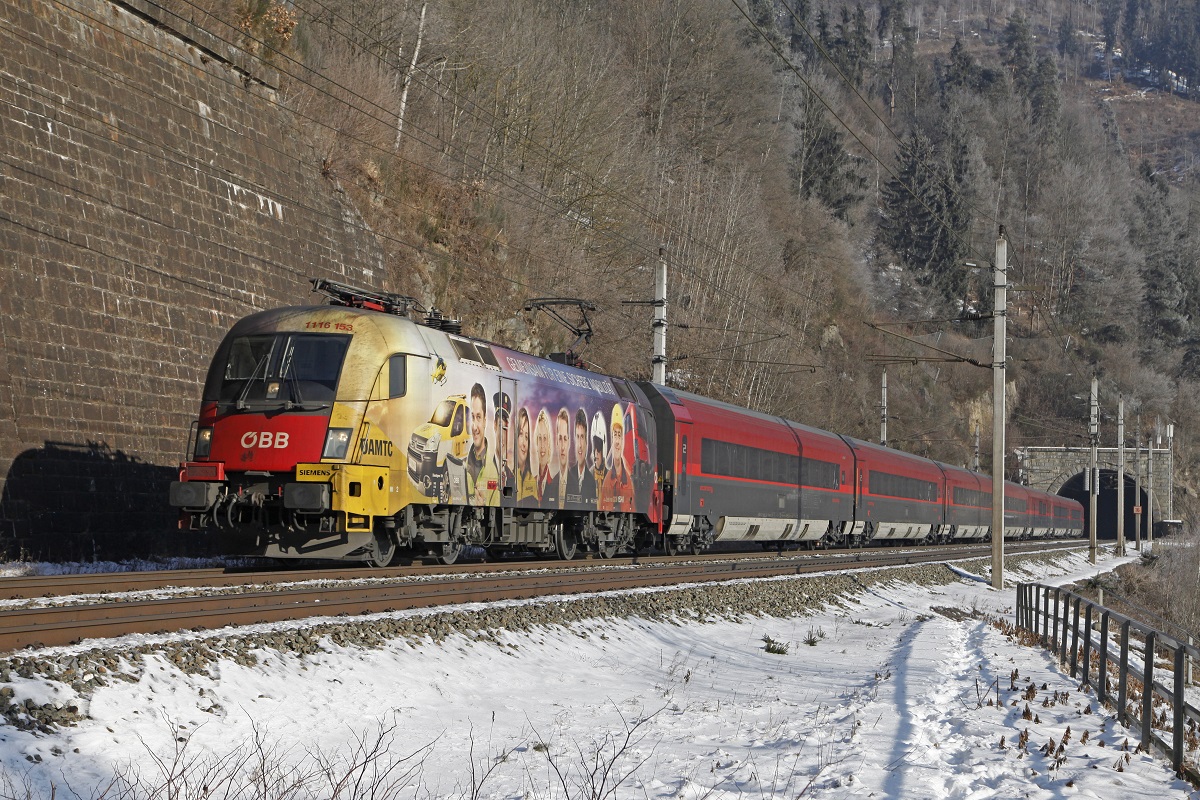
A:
[1016,582,1200,776]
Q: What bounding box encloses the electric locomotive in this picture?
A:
[169,279,660,565]
[170,278,1084,565]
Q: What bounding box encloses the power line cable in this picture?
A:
[773,0,1040,263]
[14,0,843,377]
[150,0,846,374]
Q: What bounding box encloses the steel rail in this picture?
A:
[0,540,1082,600]
[0,542,1086,653]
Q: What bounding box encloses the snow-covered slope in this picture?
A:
[1,548,1195,799]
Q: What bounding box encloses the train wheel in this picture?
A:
[439,539,465,565]
[598,541,619,559]
[366,533,398,568]
[665,536,679,556]
[554,523,578,561]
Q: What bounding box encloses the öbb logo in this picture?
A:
[241,431,290,449]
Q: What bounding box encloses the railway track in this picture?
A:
[0,541,1086,652]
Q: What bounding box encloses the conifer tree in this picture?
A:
[1001,13,1035,95]
[791,86,866,219]
[880,128,971,304]
[1133,163,1191,345]
[1030,55,1061,131]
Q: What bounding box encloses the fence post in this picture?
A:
[1174,645,1185,771]
[1189,636,1194,688]
[1142,631,1156,748]
[1082,603,1093,687]
[1042,586,1051,644]
[1016,584,1025,630]
[1098,611,1110,704]
[1070,596,1081,678]
[1023,584,1031,630]
[1053,589,1061,654]
[1119,620,1131,727]
[1022,584,1029,630]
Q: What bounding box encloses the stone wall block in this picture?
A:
[0,0,383,557]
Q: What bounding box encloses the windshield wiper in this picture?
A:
[235,353,271,411]
[280,348,330,411]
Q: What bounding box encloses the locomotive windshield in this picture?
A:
[204,333,351,410]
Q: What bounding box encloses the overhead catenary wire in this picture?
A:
[164,0,835,391]
[771,0,1041,267]
[0,74,536,300]
[728,0,1006,302]
[13,0,789,384]
[740,0,1117,360]
[0,14,547,295]
[736,0,1102,450]
[864,322,987,368]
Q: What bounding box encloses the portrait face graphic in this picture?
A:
[591,412,606,471]
[611,423,624,467]
[517,411,530,470]
[556,415,570,472]
[535,412,552,470]
[469,394,486,453]
[575,421,588,471]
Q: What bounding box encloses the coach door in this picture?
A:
[498,377,518,508]
[675,420,692,517]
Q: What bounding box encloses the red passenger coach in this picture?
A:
[842,438,944,542]
[638,385,856,552]
[939,462,990,540]
[1053,496,1085,537]
[1026,490,1055,538]
[635,379,1087,553]
[1004,483,1033,538]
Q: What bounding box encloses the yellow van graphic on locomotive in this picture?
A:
[406,393,469,496]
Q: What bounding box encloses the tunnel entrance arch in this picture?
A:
[1057,470,1149,541]
[1017,445,1174,538]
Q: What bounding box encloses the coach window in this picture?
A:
[389,355,407,398]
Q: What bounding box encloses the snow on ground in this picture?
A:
[1,548,1198,799]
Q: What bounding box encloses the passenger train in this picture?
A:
[169,279,1085,565]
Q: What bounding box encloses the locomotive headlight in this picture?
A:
[322,428,353,460]
[194,427,214,458]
